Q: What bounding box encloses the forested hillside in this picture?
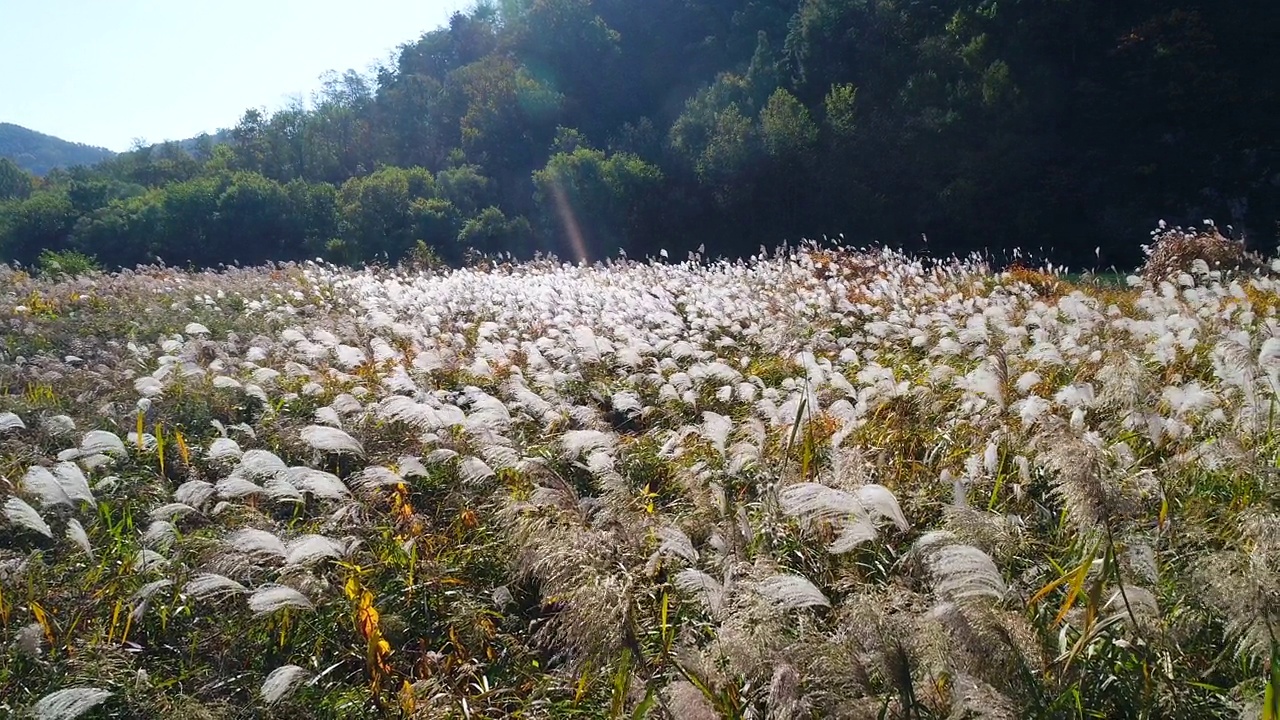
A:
[0,124,116,176]
[1,0,1277,270]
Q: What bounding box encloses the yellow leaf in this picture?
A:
[31,601,55,646]
[1054,556,1094,626]
[399,680,416,714]
[174,430,190,465]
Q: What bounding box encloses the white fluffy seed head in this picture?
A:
[4,496,52,538]
[20,466,72,508]
[30,688,113,720]
[184,573,248,600]
[65,518,92,558]
[299,425,365,456]
[80,430,126,457]
[284,535,344,566]
[206,437,243,462]
[248,584,314,616]
[752,573,831,610]
[236,449,286,478]
[225,528,287,561]
[261,664,312,704]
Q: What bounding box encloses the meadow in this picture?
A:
[1,231,1278,719]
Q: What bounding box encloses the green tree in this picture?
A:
[532,146,663,258]
[822,83,857,145]
[0,189,77,264]
[457,206,532,255]
[435,164,492,214]
[337,166,439,261]
[759,88,818,161]
[67,191,164,268]
[450,57,564,174]
[0,158,33,201]
[285,179,340,257]
[213,172,297,264]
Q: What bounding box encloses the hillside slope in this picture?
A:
[0,122,116,175]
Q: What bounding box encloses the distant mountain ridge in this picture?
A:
[0,123,117,176]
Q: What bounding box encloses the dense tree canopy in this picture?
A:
[2,0,1277,270]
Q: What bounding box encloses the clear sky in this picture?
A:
[0,0,465,151]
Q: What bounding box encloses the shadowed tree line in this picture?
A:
[2,0,1277,270]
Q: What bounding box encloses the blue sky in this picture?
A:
[0,0,464,151]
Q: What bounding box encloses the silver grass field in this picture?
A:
[1,245,1280,719]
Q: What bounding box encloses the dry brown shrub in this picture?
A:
[809,248,881,282]
[1004,264,1065,298]
[1140,225,1266,281]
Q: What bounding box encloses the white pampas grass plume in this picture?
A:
[30,687,113,720]
[264,476,303,502]
[398,456,429,477]
[855,484,911,530]
[184,573,248,600]
[827,519,880,554]
[349,466,404,492]
[132,549,169,573]
[423,448,459,465]
[313,406,342,427]
[284,535,344,566]
[779,482,909,552]
[459,456,496,485]
[66,518,92,558]
[127,432,157,452]
[752,573,831,610]
[300,425,364,456]
[611,391,643,416]
[674,569,728,616]
[135,376,164,397]
[80,430,126,457]
[249,584,314,616]
[912,532,1007,603]
[5,496,53,538]
[284,467,350,500]
[654,526,698,565]
[561,430,616,459]
[21,466,72,507]
[1259,337,1280,378]
[465,390,512,431]
[375,396,439,429]
[0,411,25,432]
[261,664,312,704]
[216,476,265,500]
[780,482,907,529]
[133,578,174,603]
[149,502,199,521]
[206,437,243,462]
[236,449,286,478]
[141,520,177,551]
[42,415,75,436]
[52,462,94,505]
[700,411,733,456]
[334,344,367,368]
[478,442,520,471]
[174,480,216,509]
[226,528,286,562]
[131,578,172,622]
